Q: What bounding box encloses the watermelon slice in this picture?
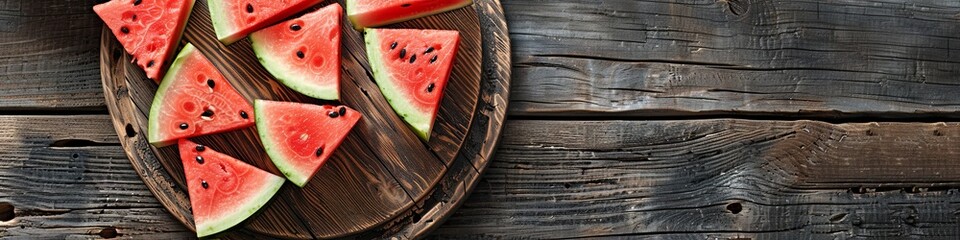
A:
[346,0,472,30]
[254,100,361,187]
[94,0,196,81]
[148,44,255,147]
[364,29,459,141]
[207,0,323,45]
[178,139,284,237]
[250,4,342,100]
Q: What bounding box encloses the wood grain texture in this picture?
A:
[98,0,509,238]
[0,115,193,238]
[434,120,960,239]
[506,0,960,117]
[0,0,106,111]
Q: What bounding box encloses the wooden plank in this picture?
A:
[0,115,191,238]
[506,0,960,117]
[434,120,960,239]
[0,0,105,111]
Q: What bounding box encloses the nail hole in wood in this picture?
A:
[99,227,119,238]
[72,153,80,159]
[726,202,742,214]
[125,124,137,138]
[0,202,14,221]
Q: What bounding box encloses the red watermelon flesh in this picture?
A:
[148,44,255,147]
[255,100,361,187]
[94,0,195,81]
[364,29,460,141]
[346,0,472,30]
[178,139,285,237]
[250,4,342,101]
[207,0,323,45]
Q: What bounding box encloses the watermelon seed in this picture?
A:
[427,83,435,92]
[146,60,154,68]
[430,55,438,63]
[133,0,141,6]
[338,107,346,116]
[201,109,214,118]
[328,111,340,118]
[401,3,411,7]
[246,4,254,13]
[240,111,249,119]
[316,147,324,156]
[207,79,215,89]
[424,47,434,54]
[201,180,209,189]
[290,24,301,31]
[196,145,205,152]
[196,156,204,164]
[179,123,189,130]
[297,51,305,59]
[120,27,130,34]
[410,54,417,63]
[131,14,137,21]
[390,42,398,49]
[399,49,406,59]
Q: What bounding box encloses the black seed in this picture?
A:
[427,83,435,92]
[195,145,205,152]
[132,14,137,21]
[201,109,214,117]
[246,4,254,13]
[430,55,438,63]
[410,54,417,63]
[201,180,208,189]
[390,42,397,49]
[401,3,411,7]
[179,123,189,129]
[399,48,406,59]
[315,147,324,157]
[338,106,346,116]
[133,0,142,6]
[146,60,154,68]
[328,111,339,118]
[207,79,215,88]
[290,24,301,31]
[424,47,434,54]
[239,111,249,119]
[196,156,204,164]
[120,27,130,34]
[296,51,304,59]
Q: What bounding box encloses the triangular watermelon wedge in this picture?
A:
[94,0,196,81]
[178,139,285,238]
[346,0,473,30]
[250,4,342,101]
[207,0,323,45]
[254,100,361,187]
[148,44,255,147]
[364,29,459,141]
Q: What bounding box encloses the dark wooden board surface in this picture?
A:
[5,0,960,239]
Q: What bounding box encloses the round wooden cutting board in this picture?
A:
[97,0,509,238]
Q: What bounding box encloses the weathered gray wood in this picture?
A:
[506,0,960,117]
[0,0,105,111]
[0,115,191,238]
[434,120,960,239]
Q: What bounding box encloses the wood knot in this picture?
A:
[721,0,749,16]
[726,202,743,214]
[0,202,14,221]
[99,227,119,238]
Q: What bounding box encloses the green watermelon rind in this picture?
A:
[206,0,240,44]
[249,33,340,101]
[254,100,311,187]
[147,43,197,147]
[195,173,285,238]
[363,29,432,141]
[346,0,474,30]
